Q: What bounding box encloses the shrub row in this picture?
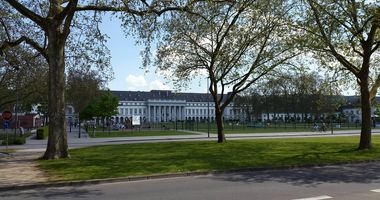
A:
[1,136,26,145]
[36,127,48,140]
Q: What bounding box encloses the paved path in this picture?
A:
[0,126,88,188]
[0,152,47,188]
[10,128,380,153]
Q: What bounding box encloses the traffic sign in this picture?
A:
[2,111,12,120]
[3,121,9,129]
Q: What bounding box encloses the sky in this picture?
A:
[99,15,358,96]
[99,15,208,93]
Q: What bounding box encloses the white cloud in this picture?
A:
[124,74,171,91]
[125,75,147,90]
[149,80,171,90]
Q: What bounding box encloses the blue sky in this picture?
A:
[100,15,208,93]
[99,15,358,96]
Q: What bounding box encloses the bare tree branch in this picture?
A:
[0,36,47,59]
[4,0,45,28]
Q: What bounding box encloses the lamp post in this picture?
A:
[14,67,20,138]
[207,77,210,138]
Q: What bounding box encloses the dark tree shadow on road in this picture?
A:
[204,162,380,187]
[0,187,103,199]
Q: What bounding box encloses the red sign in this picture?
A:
[2,111,12,121]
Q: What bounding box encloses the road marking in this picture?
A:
[292,195,333,200]
[371,189,380,193]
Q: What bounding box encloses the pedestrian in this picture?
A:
[321,121,326,132]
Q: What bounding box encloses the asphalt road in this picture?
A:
[1,162,380,200]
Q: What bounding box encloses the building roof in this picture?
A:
[111,90,223,102]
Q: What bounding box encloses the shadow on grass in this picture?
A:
[206,161,380,187]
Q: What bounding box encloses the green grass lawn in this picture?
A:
[38,136,380,181]
[222,127,368,134]
[0,149,15,154]
[88,130,195,138]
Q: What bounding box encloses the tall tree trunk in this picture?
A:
[215,107,226,143]
[359,79,372,150]
[42,24,69,159]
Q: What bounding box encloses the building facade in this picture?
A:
[111,90,246,123]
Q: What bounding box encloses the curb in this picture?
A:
[1,159,379,192]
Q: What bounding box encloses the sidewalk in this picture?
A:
[0,126,89,188]
[0,151,47,188]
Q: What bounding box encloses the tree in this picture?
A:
[0,44,48,111]
[80,91,118,124]
[155,0,298,142]
[241,68,345,123]
[66,68,105,117]
[0,0,202,159]
[299,0,380,149]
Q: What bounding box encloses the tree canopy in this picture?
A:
[155,0,299,142]
[80,91,118,121]
[296,0,380,149]
[0,0,206,159]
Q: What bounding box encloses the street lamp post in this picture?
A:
[207,77,210,138]
[14,68,19,138]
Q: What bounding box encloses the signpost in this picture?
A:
[2,111,12,121]
[132,115,141,131]
[2,111,12,151]
[132,115,141,126]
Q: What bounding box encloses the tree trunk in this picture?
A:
[215,107,226,143]
[359,80,372,150]
[42,24,69,159]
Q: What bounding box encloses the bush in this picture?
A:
[12,137,26,145]
[1,136,26,145]
[36,128,46,139]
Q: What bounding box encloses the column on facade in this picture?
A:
[155,105,157,122]
[152,105,156,123]
[164,106,168,122]
[170,106,172,121]
[147,105,150,122]
[181,106,183,121]
[178,106,183,120]
[168,106,171,121]
[159,106,162,122]
[162,106,165,122]
[174,106,177,121]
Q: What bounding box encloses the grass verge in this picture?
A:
[88,130,195,138]
[221,127,364,134]
[38,136,380,181]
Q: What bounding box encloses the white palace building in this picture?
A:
[111,90,245,123]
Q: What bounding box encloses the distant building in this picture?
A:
[0,114,43,129]
[111,90,246,123]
